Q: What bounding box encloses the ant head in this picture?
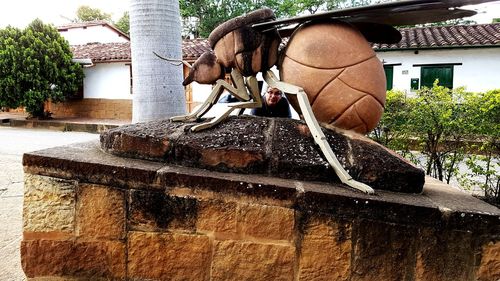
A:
[183,52,224,86]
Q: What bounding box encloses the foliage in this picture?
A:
[372,90,411,150]
[422,18,476,27]
[372,85,499,203]
[115,12,130,35]
[179,0,384,38]
[179,0,292,38]
[0,26,24,110]
[492,18,500,23]
[75,5,112,22]
[0,19,84,118]
[457,90,500,201]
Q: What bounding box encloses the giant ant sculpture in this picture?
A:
[168,0,497,194]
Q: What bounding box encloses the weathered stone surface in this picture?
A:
[76,184,125,239]
[99,119,185,160]
[23,141,165,190]
[27,277,109,281]
[128,231,211,280]
[172,116,269,173]
[415,228,474,281]
[23,174,76,233]
[238,203,295,241]
[129,189,198,231]
[211,240,295,281]
[21,239,126,279]
[299,217,352,281]
[477,241,500,281]
[351,220,417,281]
[196,199,237,234]
[158,164,297,202]
[100,116,425,193]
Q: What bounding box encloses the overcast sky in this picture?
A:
[0,0,130,28]
[0,0,498,29]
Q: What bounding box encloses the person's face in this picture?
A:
[266,88,282,107]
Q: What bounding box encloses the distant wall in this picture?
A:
[377,47,500,93]
[59,25,129,45]
[83,62,132,100]
[47,98,131,120]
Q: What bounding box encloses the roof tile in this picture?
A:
[373,23,500,50]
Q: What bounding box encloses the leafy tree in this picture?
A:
[493,18,500,23]
[115,11,130,35]
[179,0,376,38]
[423,18,476,27]
[75,5,112,22]
[0,19,84,118]
[458,90,500,203]
[372,85,499,204]
[405,82,469,182]
[371,89,413,157]
[0,26,24,110]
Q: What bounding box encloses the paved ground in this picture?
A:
[0,127,98,281]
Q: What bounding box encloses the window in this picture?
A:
[383,65,394,90]
[126,63,133,94]
[414,63,461,89]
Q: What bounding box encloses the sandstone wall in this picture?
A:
[21,141,500,281]
[46,98,132,120]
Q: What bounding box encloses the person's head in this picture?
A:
[265,87,283,107]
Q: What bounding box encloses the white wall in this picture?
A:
[376,48,500,93]
[60,25,129,45]
[83,63,131,100]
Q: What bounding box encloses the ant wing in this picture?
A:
[348,22,402,44]
[276,21,402,44]
[346,8,475,26]
[253,0,496,32]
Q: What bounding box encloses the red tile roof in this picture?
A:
[182,38,211,61]
[71,42,131,63]
[71,39,212,63]
[71,23,500,63]
[373,23,500,51]
[58,20,130,41]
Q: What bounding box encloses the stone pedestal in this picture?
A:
[21,140,500,281]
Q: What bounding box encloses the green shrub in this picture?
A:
[372,84,499,203]
[0,19,84,118]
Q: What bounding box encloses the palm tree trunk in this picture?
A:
[130,0,186,122]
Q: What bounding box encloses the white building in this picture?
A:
[52,22,212,119]
[374,23,500,94]
[58,21,129,45]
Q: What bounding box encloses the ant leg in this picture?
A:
[191,76,263,131]
[171,81,225,122]
[263,71,374,194]
[171,69,249,122]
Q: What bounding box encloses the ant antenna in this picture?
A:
[153,51,192,68]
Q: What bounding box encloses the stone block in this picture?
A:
[238,203,295,241]
[211,240,295,281]
[415,228,474,281]
[21,239,126,279]
[299,218,352,281]
[129,189,197,231]
[128,231,211,280]
[76,184,125,240]
[351,220,417,281]
[196,199,237,235]
[477,241,500,281]
[23,174,76,233]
